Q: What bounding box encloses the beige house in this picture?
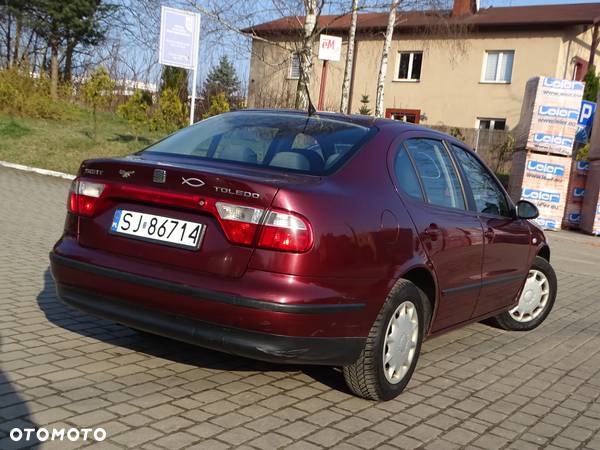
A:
[244,1,600,130]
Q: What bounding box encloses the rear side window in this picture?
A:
[450,145,510,217]
[394,148,423,200]
[142,112,375,175]
[404,138,465,210]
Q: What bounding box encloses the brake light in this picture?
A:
[68,179,106,217]
[215,202,264,245]
[258,210,313,252]
[214,202,312,252]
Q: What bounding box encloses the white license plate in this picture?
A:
[110,209,205,250]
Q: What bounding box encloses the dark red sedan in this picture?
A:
[50,110,557,400]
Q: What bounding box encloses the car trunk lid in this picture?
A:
[74,156,308,278]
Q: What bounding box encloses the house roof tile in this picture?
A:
[243,3,600,35]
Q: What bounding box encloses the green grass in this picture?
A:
[0,108,166,175]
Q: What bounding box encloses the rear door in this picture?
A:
[448,144,531,316]
[397,138,484,332]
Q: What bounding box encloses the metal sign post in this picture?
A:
[158,6,201,125]
[317,35,342,111]
[317,60,329,111]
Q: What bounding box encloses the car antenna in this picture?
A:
[305,84,317,117]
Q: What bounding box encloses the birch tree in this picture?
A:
[375,0,400,117]
[294,0,323,109]
[339,0,358,114]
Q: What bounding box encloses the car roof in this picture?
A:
[236,108,463,146]
[240,108,423,129]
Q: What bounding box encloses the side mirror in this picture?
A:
[515,200,539,220]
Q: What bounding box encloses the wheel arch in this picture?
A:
[399,265,438,335]
[537,244,550,262]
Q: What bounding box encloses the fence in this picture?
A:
[427,125,515,176]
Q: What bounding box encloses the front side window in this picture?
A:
[483,51,514,83]
[404,139,465,210]
[396,52,423,81]
[289,53,301,79]
[450,145,510,217]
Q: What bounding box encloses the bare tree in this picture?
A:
[375,0,400,117]
[339,0,358,113]
[294,0,323,109]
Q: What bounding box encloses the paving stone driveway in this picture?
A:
[1,165,600,450]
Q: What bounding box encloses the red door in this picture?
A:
[474,218,531,316]
[448,144,531,317]
[400,137,484,332]
[386,108,421,124]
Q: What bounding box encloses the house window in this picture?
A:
[289,53,301,79]
[396,52,423,81]
[478,118,506,130]
[482,51,514,83]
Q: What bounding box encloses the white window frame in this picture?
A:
[476,117,507,130]
[288,53,300,80]
[394,51,423,82]
[481,50,514,84]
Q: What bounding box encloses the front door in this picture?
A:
[400,138,484,332]
[448,144,531,317]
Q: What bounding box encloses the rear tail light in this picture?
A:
[258,210,312,252]
[66,180,313,252]
[215,201,313,252]
[215,202,264,246]
[68,179,106,217]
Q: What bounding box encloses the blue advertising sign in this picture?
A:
[526,160,565,177]
[576,100,596,144]
[159,7,201,70]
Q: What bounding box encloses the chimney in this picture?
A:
[452,0,478,16]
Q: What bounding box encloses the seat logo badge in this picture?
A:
[153,169,167,183]
[181,177,205,187]
[119,169,135,179]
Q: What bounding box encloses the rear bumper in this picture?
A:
[55,283,365,365]
[50,248,370,365]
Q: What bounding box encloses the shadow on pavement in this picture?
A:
[0,338,40,449]
[36,268,351,395]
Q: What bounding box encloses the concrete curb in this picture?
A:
[0,160,75,180]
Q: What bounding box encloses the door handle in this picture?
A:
[484,228,495,240]
[424,224,441,241]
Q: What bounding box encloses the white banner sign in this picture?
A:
[159,6,201,70]
[318,35,342,61]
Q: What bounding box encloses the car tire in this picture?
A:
[343,279,431,401]
[490,256,557,331]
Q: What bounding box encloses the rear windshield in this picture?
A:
[142,111,376,175]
